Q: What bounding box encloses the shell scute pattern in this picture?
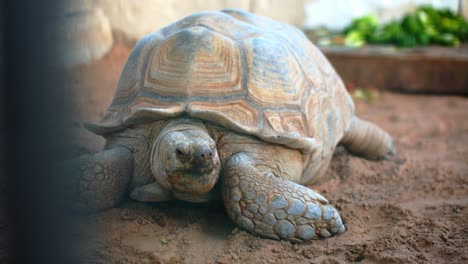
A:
[187,99,261,135]
[162,11,260,40]
[251,38,290,79]
[263,111,308,138]
[144,26,242,99]
[243,36,305,109]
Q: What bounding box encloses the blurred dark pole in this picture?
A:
[4,0,79,263]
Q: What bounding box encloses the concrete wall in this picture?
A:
[58,0,307,67]
[74,0,468,43]
[463,0,468,19]
[86,0,306,43]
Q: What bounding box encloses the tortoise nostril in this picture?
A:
[200,151,212,159]
[194,144,215,162]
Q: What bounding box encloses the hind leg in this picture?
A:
[62,147,133,213]
[341,116,395,160]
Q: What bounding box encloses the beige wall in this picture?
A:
[463,0,468,19]
[82,0,306,43]
[55,0,307,66]
[250,0,306,28]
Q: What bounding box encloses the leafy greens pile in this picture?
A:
[343,5,468,47]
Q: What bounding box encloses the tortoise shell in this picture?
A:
[87,9,354,161]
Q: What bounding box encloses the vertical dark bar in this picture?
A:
[4,0,79,263]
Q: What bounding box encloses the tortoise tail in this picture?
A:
[340,116,395,160]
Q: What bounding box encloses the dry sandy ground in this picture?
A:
[66,45,467,264]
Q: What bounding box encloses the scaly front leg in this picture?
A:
[222,153,345,243]
[63,147,133,213]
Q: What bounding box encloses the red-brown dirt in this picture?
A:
[67,44,468,264]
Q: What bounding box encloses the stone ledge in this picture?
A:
[319,45,468,95]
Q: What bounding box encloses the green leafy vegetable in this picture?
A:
[343,5,468,47]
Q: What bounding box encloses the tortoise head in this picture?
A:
[151,123,221,195]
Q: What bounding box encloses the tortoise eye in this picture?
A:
[176,145,191,158]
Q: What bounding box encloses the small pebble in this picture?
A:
[215,255,230,264]
[271,246,281,253]
[152,213,167,227]
[120,209,137,220]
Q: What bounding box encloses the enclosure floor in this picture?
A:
[68,45,468,264]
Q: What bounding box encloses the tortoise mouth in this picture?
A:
[167,162,220,194]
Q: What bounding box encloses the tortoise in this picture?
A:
[71,9,395,242]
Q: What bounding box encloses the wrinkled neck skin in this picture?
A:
[151,118,221,201]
